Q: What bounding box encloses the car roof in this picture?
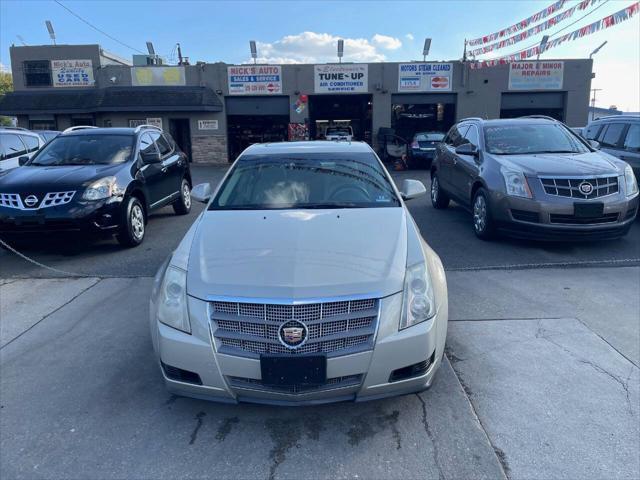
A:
[463,117,563,127]
[0,127,40,135]
[62,127,140,136]
[589,115,639,124]
[242,141,373,155]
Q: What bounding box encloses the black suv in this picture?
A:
[0,125,192,247]
[430,116,638,240]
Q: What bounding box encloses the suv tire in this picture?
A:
[173,178,192,215]
[472,188,496,240]
[430,173,450,209]
[117,197,145,247]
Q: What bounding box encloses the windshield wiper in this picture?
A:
[531,150,580,154]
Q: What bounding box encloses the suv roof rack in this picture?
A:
[518,115,558,121]
[134,124,162,133]
[62,125,99,134]
[459,117,483,122]
[593,114,640,121]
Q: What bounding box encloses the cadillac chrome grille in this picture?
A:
[211,298,378,358]
[0,191,75,210]
[228,374,363,394]
[540,176,618,199]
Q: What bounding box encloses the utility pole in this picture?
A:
[177,43,183,66]
[591,88,602,110]
[463,39,467,62]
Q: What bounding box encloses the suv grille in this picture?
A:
[0,191,75,210]
[211,298,378,359]
[228,374,363,394]
[549,213,619,225]
[540,177,618,199]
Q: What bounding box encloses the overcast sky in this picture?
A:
[1,0,638,111]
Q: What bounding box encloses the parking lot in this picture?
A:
[1,166,639,480]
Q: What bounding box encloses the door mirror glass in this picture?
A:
[191,183,212,203]
[400,179,427,200]
[455,143,478,156]
[141,150,162,164]
[18,155,30,166]
[588,139,601,150]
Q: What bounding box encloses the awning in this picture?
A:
[0,86,223,115]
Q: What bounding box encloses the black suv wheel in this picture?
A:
[117,197,146,247]
[430,173,450,209]
[173,178,192,215]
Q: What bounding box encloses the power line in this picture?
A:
[478,0,612,61]
[52,0,145,54]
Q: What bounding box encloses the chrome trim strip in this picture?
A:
[149,191,179,209]
[203,292,392,305]
[537,174,621,180]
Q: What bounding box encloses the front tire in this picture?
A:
[173,179,191,215]
[430,173,450,209]
[472,188,496,240]
[117,197,145,247]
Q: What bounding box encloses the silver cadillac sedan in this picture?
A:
[150,141,448,405]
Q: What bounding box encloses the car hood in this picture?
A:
[0,164,124,193]
[186,208,407,300]
[494,151,620,176]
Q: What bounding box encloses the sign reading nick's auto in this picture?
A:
[314,64,368,93]
[227,66,282,95]
[398,63,453,92]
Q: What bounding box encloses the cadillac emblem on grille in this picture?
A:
[279,320,308,349]
[578,181,594,195]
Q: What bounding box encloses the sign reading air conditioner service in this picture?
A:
[398,63,453,92]
[314,64,368,93]
[508,61,564,90]
[52,59,94,87]
[132,67,186,86]
[227,66,282,95]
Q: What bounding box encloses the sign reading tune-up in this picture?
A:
[227,66,282,95]
[398,63,453,92]
[314,64,368,93]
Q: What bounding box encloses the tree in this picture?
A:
[0,71,14,126]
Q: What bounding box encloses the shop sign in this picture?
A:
[146,118,163,129]
[508,61,564,90]
[398,63,452,92]
[227,65,282,95]
[52,59,94,87]
[132,67,186,86]
[198,120,219,130]
[129,119,146,127]
[314,64,368,93]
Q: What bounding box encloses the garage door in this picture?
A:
[225,96,289,116]
[501,92,565,109]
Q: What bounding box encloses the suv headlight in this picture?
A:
[624,164,638,197]
[82,176,120,200]
[157,266,191,333]
[501,167,532,198]
[400,262,436,330]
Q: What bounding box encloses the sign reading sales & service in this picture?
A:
[314,64,368,93]
[52,60,94,87]
[227,66,282,95]
[398,63,453,92]
[508,61,564,90]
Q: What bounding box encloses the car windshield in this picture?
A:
[416,133,444,142]
[210,152,401,210]
[484,124,590,155]
[29,134,134,166]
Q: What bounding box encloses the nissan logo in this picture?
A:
[278,320,308,349]
[578,182,594,195]
[24,195,39,207]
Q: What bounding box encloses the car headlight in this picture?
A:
[501,167,532,198]
[157,266,191,333]
[624,164,638,197]
[400,262,436,330]
[82,176,120,200]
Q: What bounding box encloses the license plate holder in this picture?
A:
[260,354,327,386]
[574,202,604,218]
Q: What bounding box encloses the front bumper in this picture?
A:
[0,197,125,235]
[488,188,639,241]
[150,292,448,405]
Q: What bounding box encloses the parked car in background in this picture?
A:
[408,132,445,169]
[430,116,638,240]
[34,130,61,143]
[0,127,45,170]
[0,125,192,247]
[150,141,449,405]
[325,126,354,142]
[583,115,639,182]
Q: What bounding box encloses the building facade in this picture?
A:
[0,44,593,164]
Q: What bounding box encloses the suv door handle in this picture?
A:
[161,166,168,173]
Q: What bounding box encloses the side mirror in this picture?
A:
[141,151,161,164]
[400,179,427,200]
[455,143,479,156]
[191,183,212,203]
[588,140,601,150]
[18,156,29,166]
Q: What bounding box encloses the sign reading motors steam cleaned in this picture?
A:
[314,64,368,93]
[398,63,453,92]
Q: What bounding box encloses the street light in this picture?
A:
[423,38,432,61]
[45,20,56,45]
[590,41,608,59]
[249,40,257,65]
[337,39,344,63]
